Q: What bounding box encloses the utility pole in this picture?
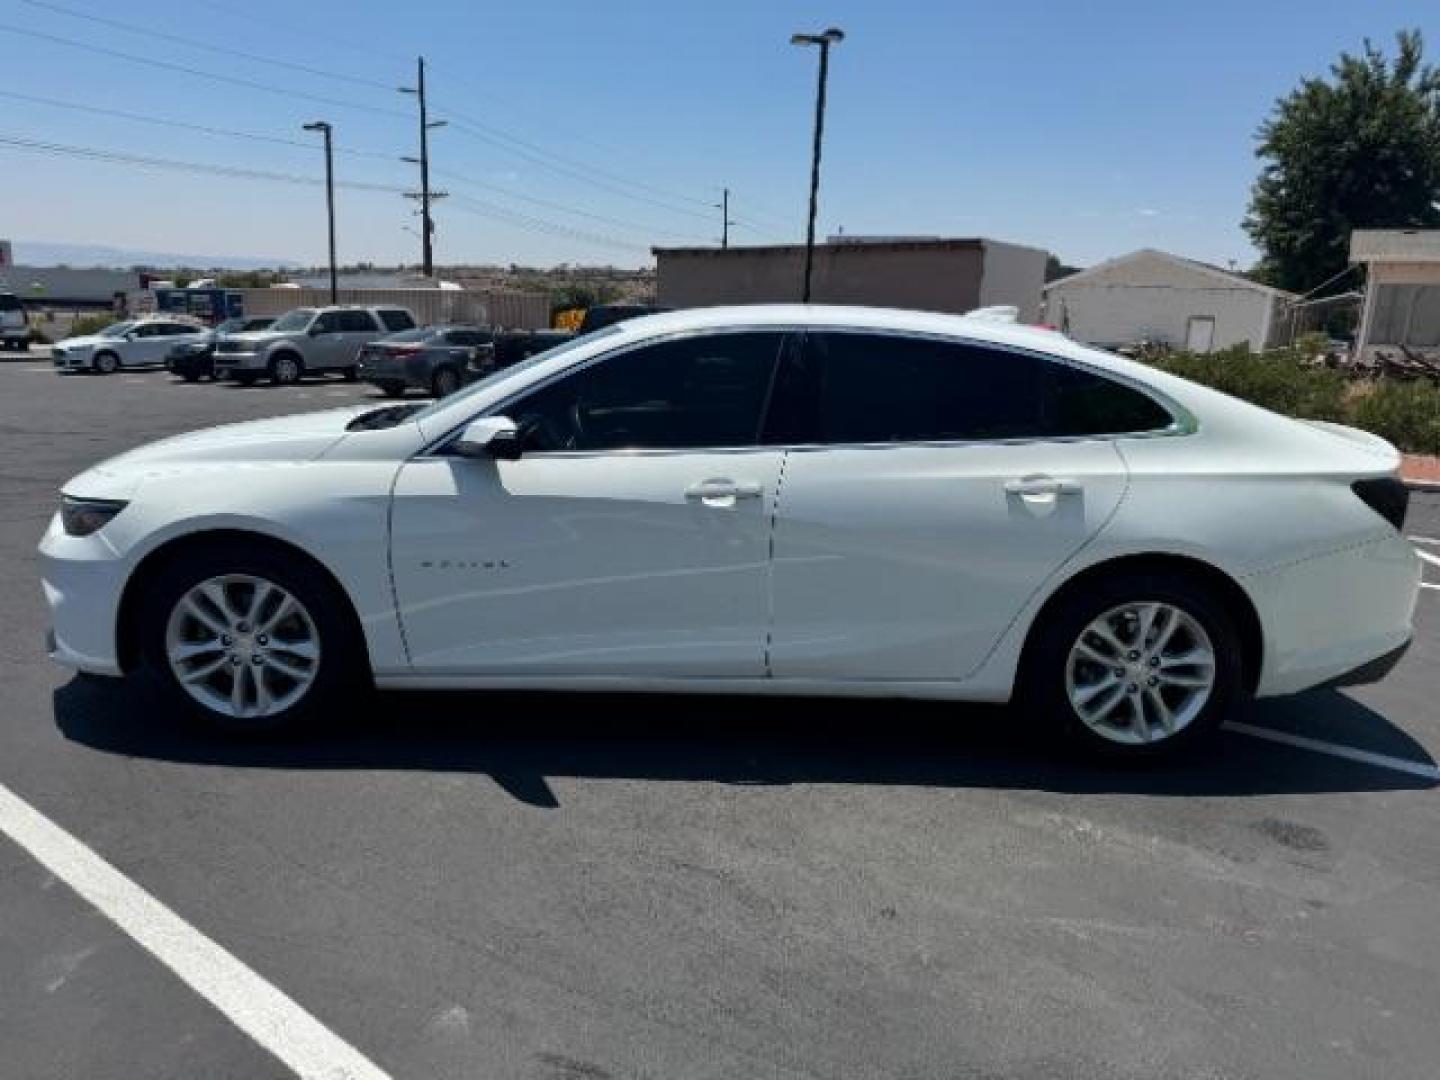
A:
[400,57,448,276]
[792,28,845,302]
[716,187,735,248]
[302,121,337,304]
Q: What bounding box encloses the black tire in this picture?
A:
[431,365,461,398]
[93,350,120,375]
[341,365,359,382]
[377,380,406,398]
[268,352,303,386]
[138,541,363,734]
[1017,570,1243,759]
[181,370,202,383]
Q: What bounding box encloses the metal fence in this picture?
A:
[228,288,551,329]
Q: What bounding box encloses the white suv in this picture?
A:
[214,305,416,385]
[51,317,210,374]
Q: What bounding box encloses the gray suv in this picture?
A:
[214,305,416,385]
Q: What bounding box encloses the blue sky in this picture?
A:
[0,0,1434,269]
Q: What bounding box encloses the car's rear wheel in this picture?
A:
[93,350,120,375]
[431,365,461,398]
[377,380,406,398]
[341,365,359,382]
[139,545,360,733]
[1019,572,1242,758]
[269,352,303,385]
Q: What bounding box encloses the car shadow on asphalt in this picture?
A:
[52,676,1437,807]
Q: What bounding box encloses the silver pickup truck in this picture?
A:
[214,305,416,385]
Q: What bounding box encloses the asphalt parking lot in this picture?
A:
[2,352,1439,1079]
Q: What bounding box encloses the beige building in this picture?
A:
[652,237,1048,318]
[1351,229,1440,359]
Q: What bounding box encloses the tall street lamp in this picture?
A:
[791,27,844,303]
[302,121,337,304]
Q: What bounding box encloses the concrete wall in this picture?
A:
[655,240,1047,317]
[227,288,551,329]
[1044,251,1278,351]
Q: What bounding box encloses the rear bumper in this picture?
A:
[1247,532,1421,697]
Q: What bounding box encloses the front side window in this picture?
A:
[508,332,786,453]
[270,309,316,333]
[765,332,1170,444]
[378,309,415,332]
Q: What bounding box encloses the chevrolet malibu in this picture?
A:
[39,305,1420,756]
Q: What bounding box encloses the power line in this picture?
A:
[0,89,401,162]
[0,133,650,255]
[0,23,412,121]
[18,0,399,92]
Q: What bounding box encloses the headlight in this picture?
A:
[60,496,128,537]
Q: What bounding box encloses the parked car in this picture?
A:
[166,317,276,382]
[41,305,1419,756]
[357,325,496,398]
[493,329,577,369]
[213,306,416,385]
[51,317,210,374]
[1,291,31,350]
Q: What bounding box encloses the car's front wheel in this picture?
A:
[93,351,120,375]
[1020,571,1242,757]
[139,545,360,732]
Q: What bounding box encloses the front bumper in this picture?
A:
[214,350,265,377]
[39,513,127,677]
[52,349,94,370]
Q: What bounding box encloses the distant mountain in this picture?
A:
[10,239,298,270]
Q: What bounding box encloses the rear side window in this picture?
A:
[764,332,1171,444]
[378,309,415,331]
[337,310,379,332]
[0,294,22,312]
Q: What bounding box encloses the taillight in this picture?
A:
[1351,478,1409,531]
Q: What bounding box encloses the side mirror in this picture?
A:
[455,416,522,461]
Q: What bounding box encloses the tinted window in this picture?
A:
[338,310,379,333]
[378,309,415,331]
[0,294,22,312]
[313,311,344,333]
[765,332,1170,444]
[509,332,785,452]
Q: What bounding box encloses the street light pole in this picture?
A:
[791,27,844,303]
[302,121,336,304]
[717,186,734,248]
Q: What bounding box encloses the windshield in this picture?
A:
[96,321,136,338]
[409,325,624,424]
[269,308,316,333]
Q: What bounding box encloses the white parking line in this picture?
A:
[1415,549,1440,569]
[1422,582,1439,592]
[1410,536,1440,547]
[0,781,391,1080]
[1226,722,1440,781]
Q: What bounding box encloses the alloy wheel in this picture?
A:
[1064,601,1215,745]
[164,574,321,719]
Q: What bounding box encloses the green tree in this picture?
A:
[1244,29,1440,292]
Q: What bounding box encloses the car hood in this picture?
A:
[225,329,294,346]
[55,334,114,349]
[62,405,377,499]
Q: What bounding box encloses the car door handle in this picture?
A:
[685,479,763,504]
[1003,475,1082,497]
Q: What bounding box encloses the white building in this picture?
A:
[1042,249,1296,352]
[1351,229,1440,360]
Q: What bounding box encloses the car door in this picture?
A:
[332,310,382,370]
[389,330,792,677]
[127,322,177,364]
[764,329,1158,682]
[303,310,344,369]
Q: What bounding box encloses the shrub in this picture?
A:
[1347,381,1440,456]
[65,312,121,338]
[1152,346,1349,422]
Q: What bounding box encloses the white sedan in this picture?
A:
[52,317,210,374]
[39,305,1421,756]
